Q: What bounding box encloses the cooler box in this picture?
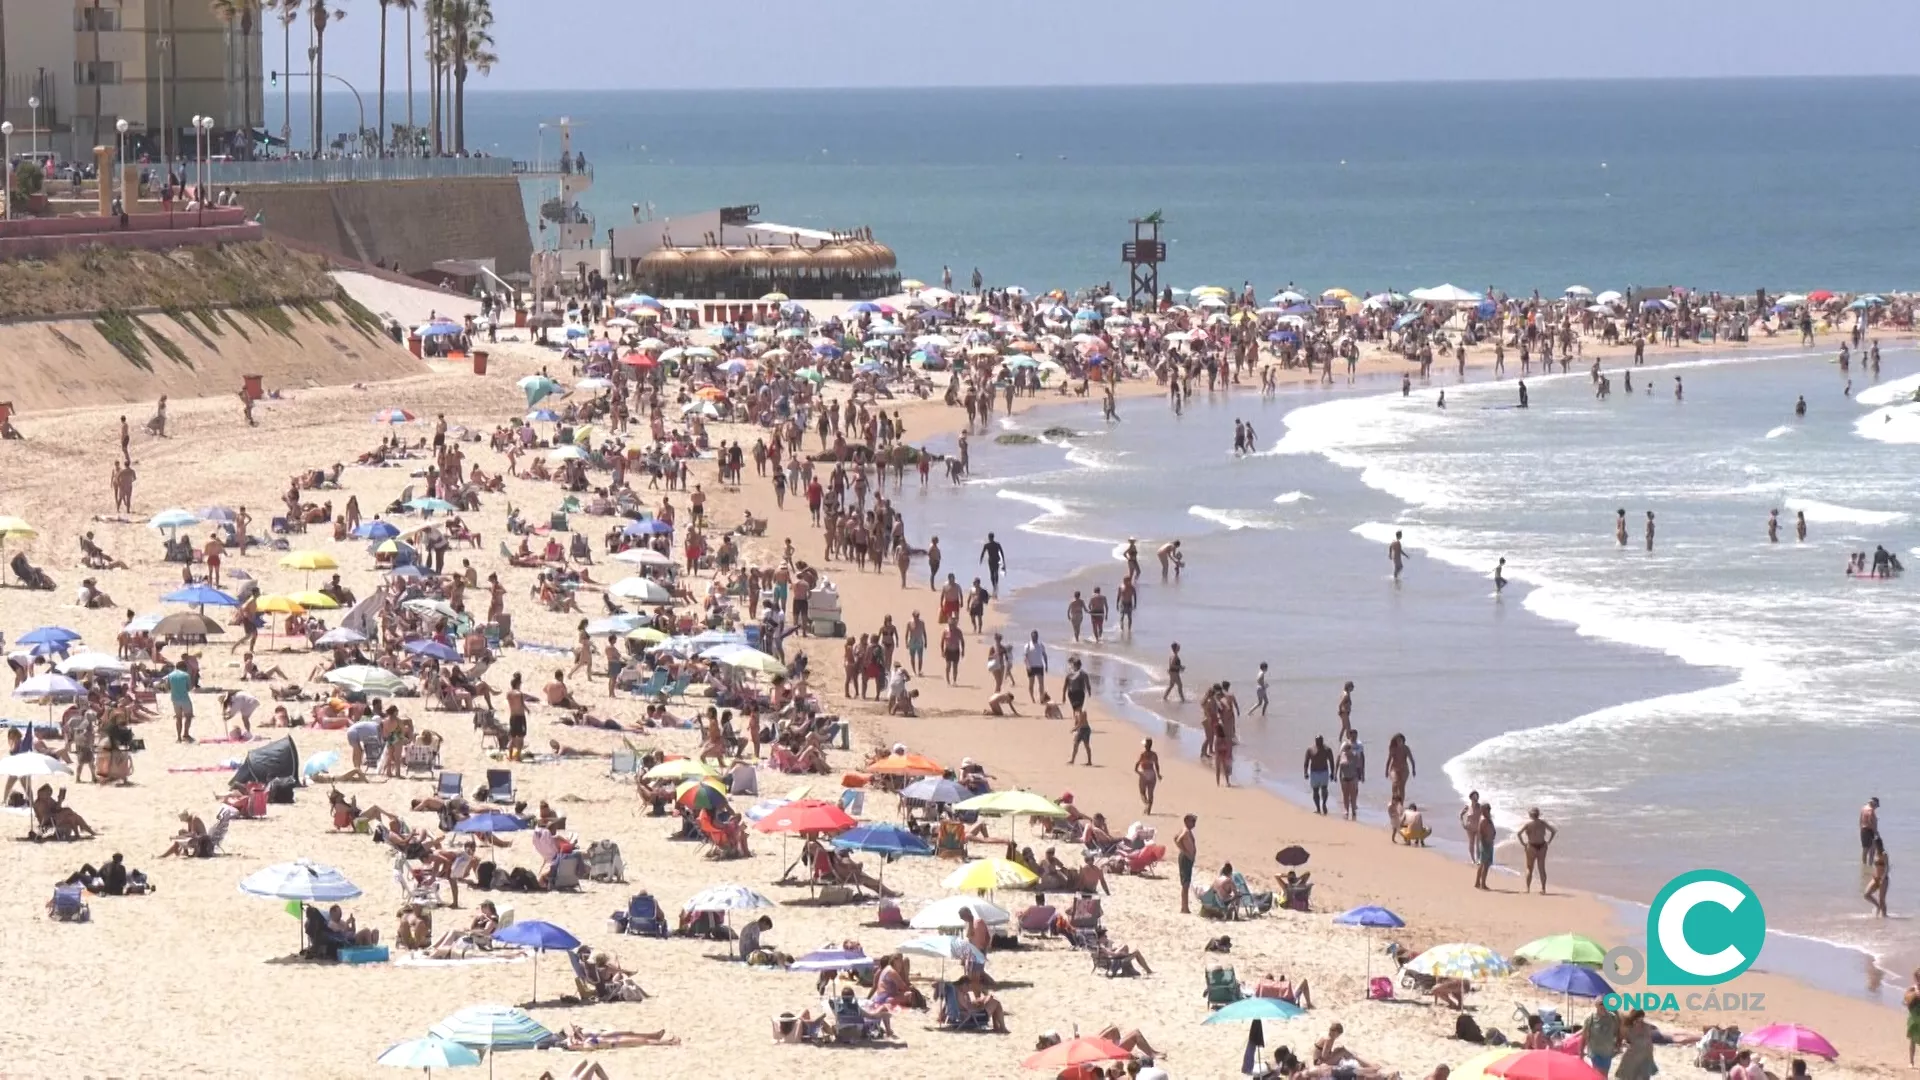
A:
[339,945,389,965]
[807,589,845,637]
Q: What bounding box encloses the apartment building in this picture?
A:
[3,2,263,162]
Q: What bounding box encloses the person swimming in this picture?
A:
[1794,395,1807,417]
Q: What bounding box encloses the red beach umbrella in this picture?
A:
[1486,1050,1607,1080]
[1807,290,1835,303]
[1021,1036,1132,1071]
[752,798,856,835]
[621,352,658,368]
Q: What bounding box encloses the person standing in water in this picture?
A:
[1388,531,1410,581]
[1518,381,1529,408]
[1303,736,1334,815]
[1645,511,1656,551]
[1337,681,1354,737]
[1472,802,1497,890]
[1861,797,1882,866]
[1518,807,1558,894]
[1252,661,1270,718]
[1866,837,1890,918]
[1162,643,1186,703]
[979,532,1008,597]
[1494,557,1507,594]
[1768,510,1779,543]
[1795,395,1807,417]
[1674,376,1684,401]
[1796,511,1807,542]
[1615,509,1628,546]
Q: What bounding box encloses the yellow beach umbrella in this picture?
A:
[288,590,341,610]
[760,292,789,302]
[255,595,306,615]
[953,790,1068,818]
[643,758,718,782]
[1451,1049,1521,1080]
[900,279,925,292]
[280,550,338,571]
[572,424,597,447]
[1190,285,1230,299]
[941,857,1039,892]
[625,625,670,644]
[1322,287,1355,300]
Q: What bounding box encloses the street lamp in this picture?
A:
[2,121,13,220]
[115,119,129,207]
[199,116,216,195]
[191,115,205,194]
[27,98,38,162]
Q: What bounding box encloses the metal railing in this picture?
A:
[206,156,528,186]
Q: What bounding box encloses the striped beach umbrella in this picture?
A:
[682,884,775,913]
[1404,942,1512,980]
[429,1004,553,1077]
[375,1035,480,1076]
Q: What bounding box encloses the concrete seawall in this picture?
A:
[230,177,534,277]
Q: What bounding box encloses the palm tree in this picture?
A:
[0,0,10,129]
[209,1,260,136]
[424,0,444,155]
[374,0,388,151]
[303,0,346,154]
[447,0,493,153]
[392,0,415,152]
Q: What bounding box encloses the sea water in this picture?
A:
[296,78,1920,291]
[889,346,1920,1003]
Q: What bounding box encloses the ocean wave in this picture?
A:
[1853,403,1920,446]
[1187,505,1277,531]
[1272,491,1313,505]
[995,488,1119,548]
[1782,497,1906,526]
[1765,425,1794,439]
[1853,372,1920,407]
[1064,445,1127,471]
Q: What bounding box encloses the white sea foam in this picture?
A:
[1854,404,1920,446]
[1272,491,1312,505]
[996,488,1118,547]
[1853,372,1920,407]
[1765,425,1794,439]
[1187,505,1275,531]
[1063,445,1126,470]
[1782,497,1906,526]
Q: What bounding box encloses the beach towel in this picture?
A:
[198,735,262,745]
[514,641,571,656]
[394,950,528,968]
[168,765,244,774]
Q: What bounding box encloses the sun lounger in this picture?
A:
[614,892,669,938]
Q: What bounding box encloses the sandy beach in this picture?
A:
[0,278,1907,1080]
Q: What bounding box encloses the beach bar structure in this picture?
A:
[609,205,900,301]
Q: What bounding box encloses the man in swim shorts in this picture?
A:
[1473,802,1497,890]
[1861,797,1881,865]
[1176,814,1197,915]
[1303,736,1333,815]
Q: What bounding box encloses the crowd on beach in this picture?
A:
[1,270,1909,1079]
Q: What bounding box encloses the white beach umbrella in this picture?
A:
[608,576,673,605]
[910,895,1011,930]
[315,627,368,647]
[240,859,363,903]
[323,665,408,696]
[1595,290,1624,304]
[56,652,131,676]
[683,884,776,913]
[1564,285,1594,297]
[13,673,86,701]
[0,751,70,779]
[611,547,674,567]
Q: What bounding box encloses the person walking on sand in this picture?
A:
[1176,814,1198,914]
[1518,807,1558,893]
[1388,531,1410,581]
[1472,802,1497,890]
[1335,732,1362,819]
[119,415,131,465]
[925,536,942,589]
[1135,738,1161,814]
[1904,971,1920,1064]
[1023,630,1049,703]
[1067,697,1093,766]
[1303,736,1334,815]
[940,619,966,685]
[1861,797,1882,865]
[1162,643,1186,703]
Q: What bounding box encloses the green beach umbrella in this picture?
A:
[1513,933,1607,967]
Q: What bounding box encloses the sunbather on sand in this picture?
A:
[425,902,503,958]
[590,952,651,1002]
[396,904,433,949]
[951,971,1009,1033]
[557,1025,681,1049]
[156,809,207,856]
[34,785,98,839]
[1093,940,1154,974]
[1265,974,1315,1008]
[547,739,596,758]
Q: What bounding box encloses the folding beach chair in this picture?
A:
[484,769,514,804]
[615,892,670,938]
[934,980,992,1032]
[436,771,463,799]
[607,749,639,777]
[47,884,90,923]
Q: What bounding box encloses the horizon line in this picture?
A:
[434,72,1920,94]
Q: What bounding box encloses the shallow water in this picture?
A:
[891,347,1920,1004]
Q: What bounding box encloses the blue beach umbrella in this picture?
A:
[17,627,81,648]
[812,343,843,359]
[1528,962,1614,1000]
[163,584,240,608]
[848,301,883,314]
[388,563,432,580]
[833,822,935,857]
[375,1035,481,1075]
[147,508,201,534]
[1334,905,1406,981]
[199,506,238,524]
[429,1004,554,1076]
[1204,996,1307,1023]
[899,777,967,805]
[622,518,673,537]
[454,812,526,834]
[404,639,462,662]
[353,520,401,540]
[489,920,583,1004]
[407,497,458,515]
[526,409,560,423]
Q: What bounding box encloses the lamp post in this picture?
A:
[190,116,202,192]
[199,116,216,195]
[2,121,13,219]
[116,118,129,202]
[27,98,39,162]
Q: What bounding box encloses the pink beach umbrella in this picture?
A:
[1741,1024,1838,1061]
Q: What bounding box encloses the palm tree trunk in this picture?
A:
[241,11,254,142]
[451,18,465,153]
[376,2,387,152]
[403,4,414,152]
[3,0,15,128]
[427,8,439,155]
[310,5,325,154]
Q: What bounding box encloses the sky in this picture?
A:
[303,0,1920,93]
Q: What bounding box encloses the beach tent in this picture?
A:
[232,735,300,789]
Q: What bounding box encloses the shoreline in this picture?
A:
[972,366,1912,1010]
